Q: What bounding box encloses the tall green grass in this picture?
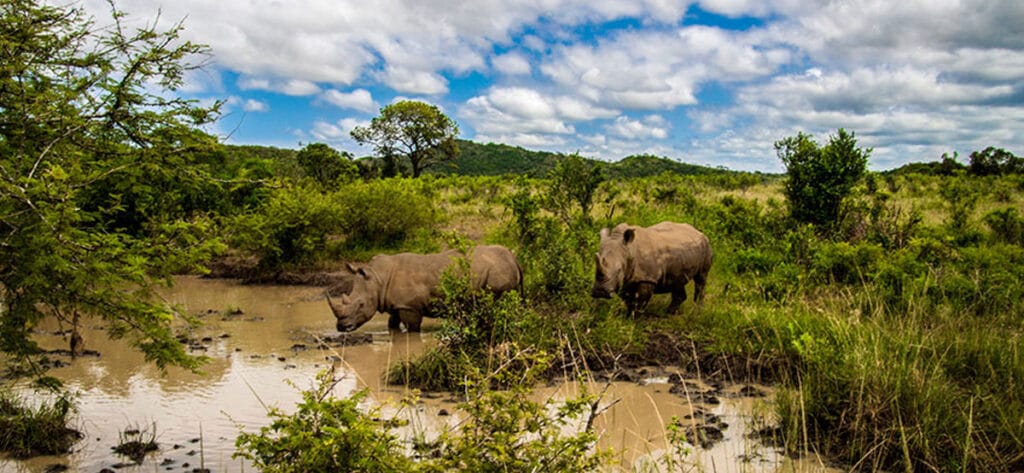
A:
[0,390,80,458]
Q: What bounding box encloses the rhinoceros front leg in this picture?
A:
[399,310,423,332]
[387,312,402,331]
[626,283,655,316]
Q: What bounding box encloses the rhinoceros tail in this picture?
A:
[516,258,525,300]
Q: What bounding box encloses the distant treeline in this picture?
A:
[223,140,1022,180]
[226,140,749,179]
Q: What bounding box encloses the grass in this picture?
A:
[395,172,1024,472]
[112,422,159,464]
[0,390,81,458]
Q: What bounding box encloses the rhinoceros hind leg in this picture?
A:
[693,272,708,303]
[667,287,687,314]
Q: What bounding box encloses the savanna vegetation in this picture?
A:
[3,1,1024,471]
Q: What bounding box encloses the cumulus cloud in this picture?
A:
[225,96,269,113]
[606,115,669,140]
[320,89,378,113]
[310,117,372,153]
[238,76,321,96]
[541,25,791,110]
[460,87,620,146]
[492,52,532,76]
[242,99,269,112]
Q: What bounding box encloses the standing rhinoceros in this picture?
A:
[591,222,712,315]
[327,245,522,332]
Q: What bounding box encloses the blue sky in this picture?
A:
[85,0,1024,172]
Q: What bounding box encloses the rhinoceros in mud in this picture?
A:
[327,245,522,332]
[591,222,712,316]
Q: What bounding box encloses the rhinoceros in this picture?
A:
[327,245,522,332]
[591,222,712,315]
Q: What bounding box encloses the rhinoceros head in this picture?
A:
[327,264,379,332]
[592,227,633,298]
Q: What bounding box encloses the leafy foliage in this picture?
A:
[419,368,609,473]
[235,370,412,473]
[295,142,358,190]
[775,129,870,227]
[0,0,222,373]
[544,153,606,225]
[238,365,609,473]
[337,178,437,247]
[968,146,1023,176]
[228,185,347,269]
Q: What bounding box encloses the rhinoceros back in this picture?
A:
[469,245,522,294]
[628,222,712,286]
[373,246,521,312]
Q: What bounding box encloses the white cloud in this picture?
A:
[492,52,532,76]
[320,89,378,113]
[541,25,791,110]
[242,99,269,112]
[606,115,669,140]
[224,96,269,113]
[460,87,619,146]
[238,76,321,96]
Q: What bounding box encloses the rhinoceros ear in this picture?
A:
[623,229,635,244]
[599,228,609,239]
[345,262,359,274]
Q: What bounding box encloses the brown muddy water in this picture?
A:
[3,277,838,472]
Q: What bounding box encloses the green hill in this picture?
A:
[603,154,725,179]
[440,140,560,177]
[443,141,727,178]
[219,140,735,179]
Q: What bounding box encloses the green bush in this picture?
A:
[295,143,358,190]
[234,371,412,473]
[809,241,883,285]
[228,185,346,269]
[418,368,609,473]
[984,207,1024,245]
[775,129,870,228]
[240,365,610,473]
[338,178,437,247]
[390,253,550,391]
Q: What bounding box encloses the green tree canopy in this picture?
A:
[775,128,870,227]
[296,142,358,189]
[968,146,1022,176]
[350,100,459,178]
[0,0,223,375]
[544,153,605,225]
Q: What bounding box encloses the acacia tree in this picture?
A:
[0,0,223,376]
[775,128,870,227]
[350,100,459,178]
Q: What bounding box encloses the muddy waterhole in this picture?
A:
[4,277,837,472]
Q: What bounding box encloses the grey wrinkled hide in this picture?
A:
[592,222,712,315]
[327,245,522,332]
